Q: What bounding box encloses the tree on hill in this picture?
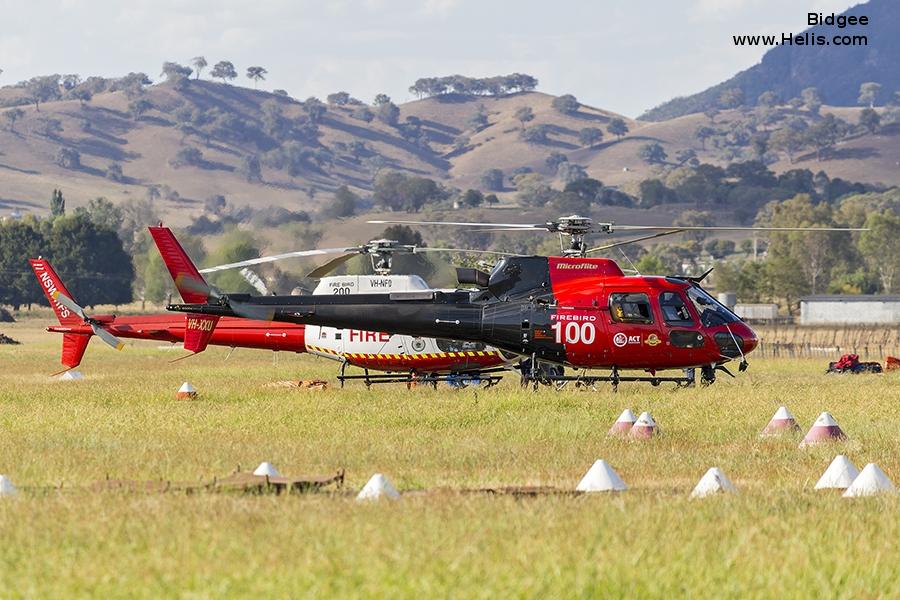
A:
[638,142,667,165]
[352,106,374,122]
[675,148,698,167]
[373,93,391,106]
[694,125,714,150]
[557,162,588,184]
[327,91,351,105]
[858,82,881,108]
[55,147,81,169]
[106,162,125,182]
[26,75,61,111]
[246,66,268,88]
[303,96,327,124]
[480,169,504,191]
[703,107,720,123]
[210,61,238,84]
[607,118,628,140]
[858,108,881,134]
[191,56,207,79]
[718,88,744,110]
[239,154,262,182]
[514,106,534,129]
[769,127,804,164]
[806,114,847,160]
[578,127,603,148]
[468,104,489,131]
[128,98,153,121]
[801,87,822,115]
[2,108,24,132]
[161,61,192,84]
[376,101,400,126]
[324,185,358,218]
[71,88,93,106]
[170,146,203,168]
[520,124,550,144]
[552,94,579,115]
[545,151,567,172]
[50,189,65,218]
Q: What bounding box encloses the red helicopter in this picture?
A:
[165,215,864,388]
[29,240,308,374]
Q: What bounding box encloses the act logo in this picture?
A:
[411,337,426,352]
[645,334,662,347]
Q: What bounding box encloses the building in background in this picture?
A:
[800,295,900,325]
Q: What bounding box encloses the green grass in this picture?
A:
[1,320,898,598]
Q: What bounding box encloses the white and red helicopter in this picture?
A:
[153,230,519,386]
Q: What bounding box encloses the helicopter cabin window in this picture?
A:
[609,293,653,324]
[659,292,694,326]
[436,339,487,352]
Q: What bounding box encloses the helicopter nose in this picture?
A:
[737,322,759,354]
[712,321,758,358]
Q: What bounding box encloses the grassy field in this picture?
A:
[1,318,898,598]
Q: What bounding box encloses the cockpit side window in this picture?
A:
[659,291,695,326]
[609,293,654,324]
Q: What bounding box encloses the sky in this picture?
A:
[0,0,860,117]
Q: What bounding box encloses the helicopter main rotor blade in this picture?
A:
[368,219,543,230]
[609,225,869,232]
[199,247,362,274]
[306,253,360,278]
[586,230,685,254]
[413,247,520,256]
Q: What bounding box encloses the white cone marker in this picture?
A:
[59,370,84,381]
[690,467,737,498]
[843,464,896,498]
[608,409,637,435]
[357,473,400,501]
[253,462,280,477]
[176,381,197,399]
[630,411,658,439]
[576,460,628,492]
[799,412,846,447]
[760,406,800,436]
[0,475,17,497]
[814,455,859,490]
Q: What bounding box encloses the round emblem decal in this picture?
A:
[613,332,627,348]
[411,337,426,352]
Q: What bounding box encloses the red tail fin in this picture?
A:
[29,259,83,326]
[61,333,91,368]
[148,226,209,304]
[183,314,220,353]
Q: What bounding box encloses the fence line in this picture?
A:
[753,325,900,359]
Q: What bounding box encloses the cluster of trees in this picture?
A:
[0,193,135,308]
[627,160,867,221]
[408,74,537,99]
[520,117,629,147]
[682,85,900,165]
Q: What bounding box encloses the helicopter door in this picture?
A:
[658,291,704,364]
[606,292,667,366]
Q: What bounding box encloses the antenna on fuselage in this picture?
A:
[617,248,641,276]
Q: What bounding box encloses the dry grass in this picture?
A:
[1,319,898,598]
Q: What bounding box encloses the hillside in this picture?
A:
[2,76,900,228]
[641,0,899,121]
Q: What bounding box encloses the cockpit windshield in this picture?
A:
[686,286,741,327]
